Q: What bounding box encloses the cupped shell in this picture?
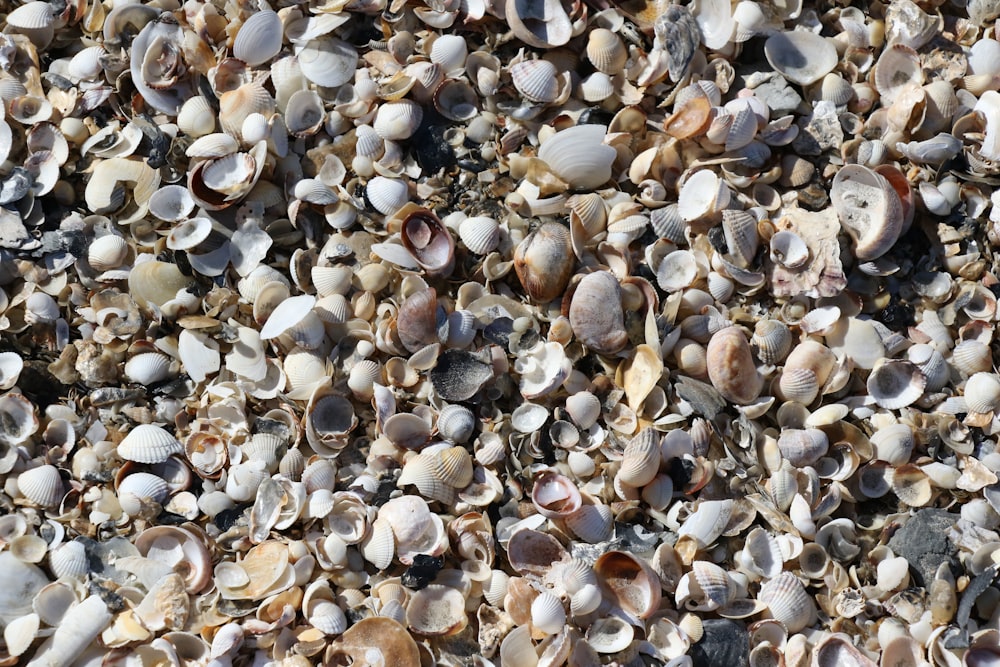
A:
[707,327,763,405]
[831,165,904,261]
[569,271,628,356]
[514,222,573,302]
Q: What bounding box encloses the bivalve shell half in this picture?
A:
[374,101,423,141]
[586,29,627,74]
[618,428,661,488]
[514,222,573,302]
[406,585,467,636]
[118,424,184,463]
[459,216,501,255]
[124,352,173,385]
[707,327,763,405]
[569,270,628,355]
[594,550,661,619]
[17,465,64,508]
[117,472,170,516]
[537,124,616,191]
[511,59,561,103]
[758,571,816,633]
[233,10,284,66]
[764,31,838,86]
[866,359,926,410]
[831,164,904,261]
[965,372,1000,414]
[530,592,566,635]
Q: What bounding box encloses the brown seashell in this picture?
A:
[514,222,574,303]
[706,326,763,405]
[396,288,440,354]
[594,550,662,619]
[568,271,628,356]
[327,617,420,667]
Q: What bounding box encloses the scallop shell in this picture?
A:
[118,424,184,464]
[758,571,816,633]
[233,10,284,66]
[17,465,64,508]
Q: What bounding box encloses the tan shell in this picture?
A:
[706,327,763,405]
[586,29,627,74]
[569,271,628,356]
[514,222,573,302]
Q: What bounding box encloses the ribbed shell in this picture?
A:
[758,572,816,633]
[302,459,338,493]
[233,10,283,66]
[779,367,819,405]
[965,372,1000,414]
[49,541,89,579]
[586,29,627,74]
[458,216,501,255]
[437,404,477,443]
[118,424,183,463]
[18,465,64,508]
[618,428,661,487]
[776,429,829,467]
[366,176,409,215]
[124,352,172,385]
[510,59,560,103]
[278,447,305,481]
[88,235,129,271]
[530,592,566,635]
[117,472,170,515]
[373,100,423,141]
[565,503,613,543]
[691,560,732,607]
[427,446,474,488]
[867,360,926,410]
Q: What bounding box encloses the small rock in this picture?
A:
[690,619,750,667]
[792,100,843,156]
[888,508,960,587]
[745,71,804,116]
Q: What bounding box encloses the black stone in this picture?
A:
[887,509,960,587]
[689,620,749,667]
[402,554,444,590]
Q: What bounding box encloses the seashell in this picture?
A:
[777,428,829,467]
[400,208,455,277]
[429,34,468,74]
[177,96,217,138]
[296,37,358,89]
[531,470,582,518]
[87,234,129,272]
[148,185,196,223]
[436,404,476,444]
[17,465,64,508]
[678,169,730,222]
[751,319,791,365]
[511,59,561,103]
[657,250,699,292]
[233,10,283,66]
[514,222,573,302]
[569,271,628,356]
[965,373,1000,414]
[587,616,634,653]
[328,617,420,666]
[530,591,566,635]
[780,341,836,404]
[867,359,926,410]
[366,176,410,216]
[678,499,733,549]
[433,78,480,121]
[706,327,763,405]
[594,550,661,619]
[831,165,904,261]
[186,133,240,159]
[117,472,170,516]
[27,596,112,667]
[124,352,173,385]
[459,216,501,255]
[49,541,89,579]
[769,230,809,269]
[285,90,326,138]
[506,0,573,49]
[565,391,601,430]
[764,31,838,86]
[537,124,616,191]
[758,571,816,633]
[565,501,613,543]
[406,585,468,636]
[374,100,423,141]
[618,428,662,488]
[587,28,627,74]
[873,44,923,107]
[431,349,494,402]
[397,288,440,353]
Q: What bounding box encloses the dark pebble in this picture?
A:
[689,619,749,667]
[887,508,960,587]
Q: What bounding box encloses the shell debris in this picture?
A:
[3,0,1000,665]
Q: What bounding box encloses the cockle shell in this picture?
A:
[706,327,763,405]
[618,428,662,488]
[17,465,64,508]
[758,571,816,632]
[586,29,627,74]
[569,271,628,356]
[459,216,501,255]
[511,59,561,103]
[537,124,616,191]
[514,222,573,302]
[965,372,1000,414]
[233,10,283,66]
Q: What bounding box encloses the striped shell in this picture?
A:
[586,29,627,74]
[510,59,560,103]
[117,472,170,516]
[17,465,64,508]
[618,428,661,488]
[233,10,283,67]
[124,352,172,385]
[758,572,816,632]
[118,424,184,463]
[458,216,501,255]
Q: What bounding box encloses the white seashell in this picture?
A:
[68,45,105,81]
[177,96,217,138]
[373,100,423,141]
[0,353,23,393]
[367,176,410,215]
[586,28,627,74]
[17,465,64,508]
[124,353,173,385]
[26,596,112,667]
[867,359,926,410]
[758,571,816,633]
[429,34,468,74]
[117,472,170,516]
[149,184,196,222]
[511,59,561,103]
[285,89,326,138]
[565,503,613,543]
[117,423,183,464]
[769,230,809,269]
[6,2,55,48]
[587,616,634,653]
[4,612,39,657]
[233,10,284,66]
[437,404,477,443]
[49,541,88,579]
[186,133,240,159]
[619,428,661,488]
[537,124,616,190]
[678,170,730,221]
[87,234,129,271]
[657,250,699,292]
[241,113,271,145]
[295,38,358,88]
[565,391,601,429]
[965,372,1000,414]
[764,31,838,85]
[531,592,566,635]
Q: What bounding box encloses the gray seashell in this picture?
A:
[653,6,698,81]
[430,349,494,402]
[764,31,838,86]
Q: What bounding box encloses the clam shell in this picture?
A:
[374,100,423,141]
[678,169,730,221]
[758,571,816,633]
[118,424,184,464]
[618,428,661,488]
[587,617,634,653]
[429,34,468,74]
[118,472,170,516]
[406,585,467,636]
[177,96,217,137]
[586,28,627,74]
[17,465,64,508]
[569,271,628,356]
[594,550,661,619]
[367,176,410,215]
[867,359,926,410]
[764,31,838,86]
[87,234,129,272]
[531,470,582,518]
[831,165,904,261]
[777,428,829,467]
[506,0,573,48]
[707,327,763,405]
[296,37,358,88]
[233,10,284,66]
[874,44,923,106]
[285,90,326,138]
[437,404,477,444]
[514,222,573,302]
[537,124,616,190]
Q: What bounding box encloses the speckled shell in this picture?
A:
[706,327,763,405]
